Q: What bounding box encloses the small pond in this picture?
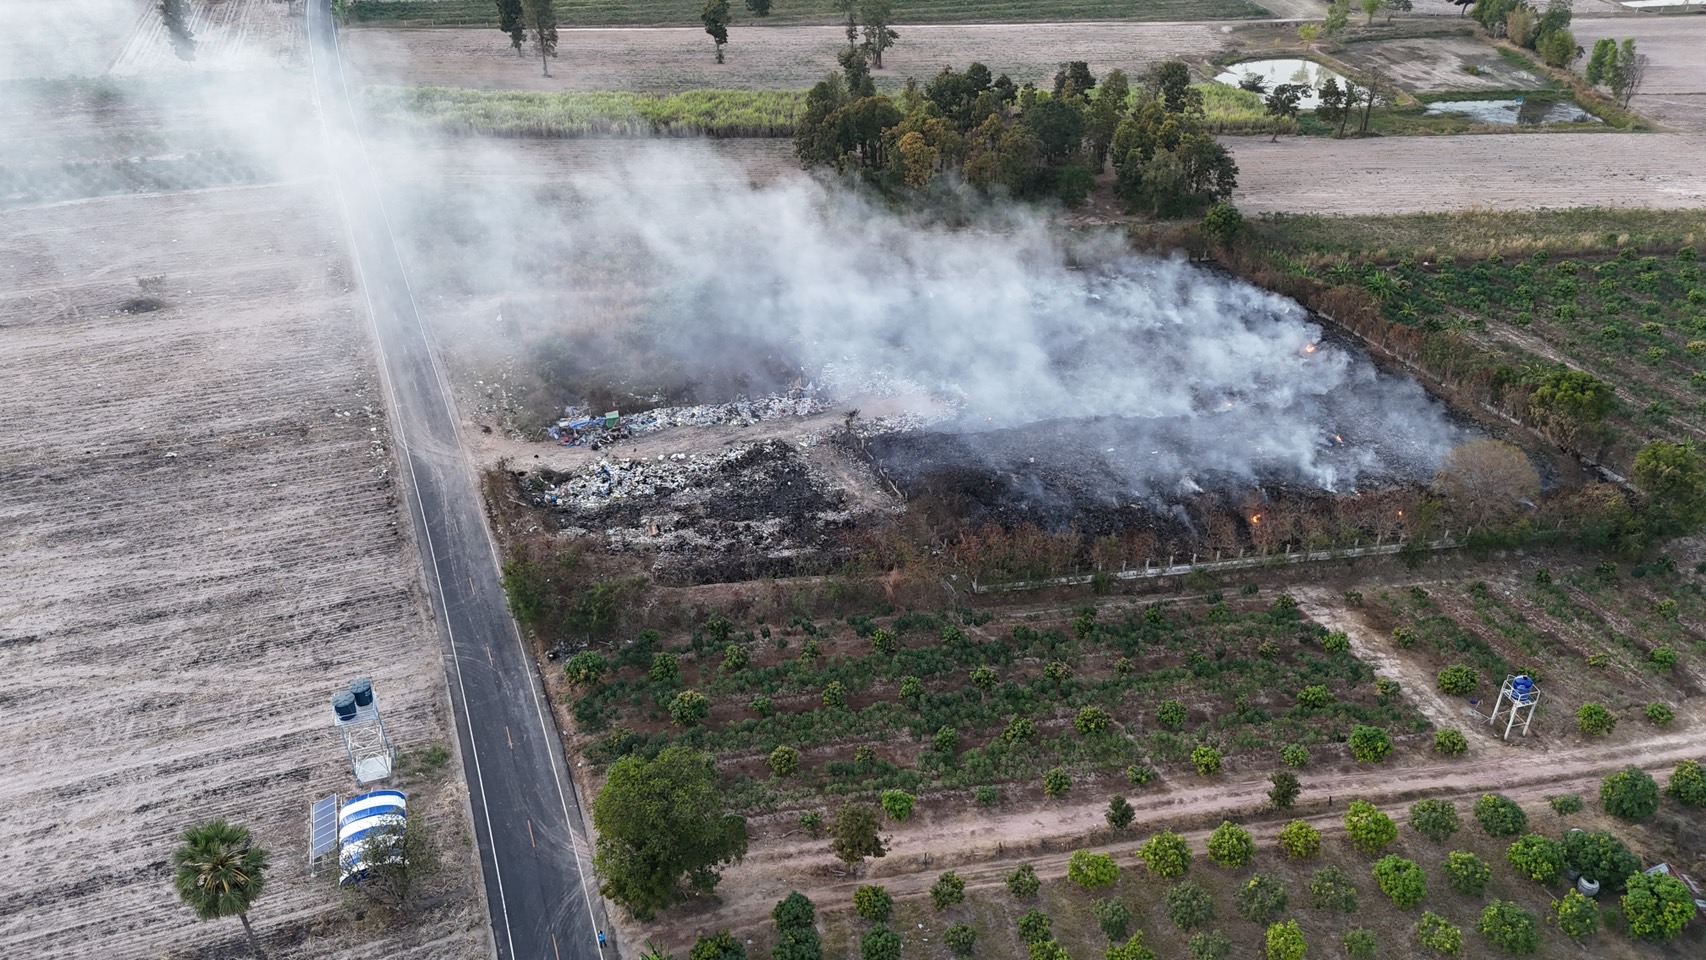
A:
[1213,58,1348,110]
[1422,98,1601,126]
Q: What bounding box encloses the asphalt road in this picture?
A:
[305,3,607,958]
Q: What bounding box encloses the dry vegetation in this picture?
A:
[342,22,1230,93]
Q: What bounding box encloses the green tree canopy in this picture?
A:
[1600,766,1660,822]
[495,0,526,52]
[1345,799,1397,854]
[690,930,745,960]
[172,819,269,957]
[1445,850,1492,896]
[1477,900,1539,954]
[701,0,731,63]
[1670,758,1706,806]
[1561,829,1640,890]
[1621,870,1697,939]
[1068,850,1120,889]
[831,803,887,865]
[592,747,749,919]
[1505,834,1564,884]
[1473,793,1528,837]
[1207,821,1255,868]
[1373,855,1427,908]
[1633,440,1706,535]
[1265,919,1306,960]
[1409,798,1460,842]
[1139,830,1193,878]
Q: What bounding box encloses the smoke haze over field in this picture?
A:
[399,144,1470,496]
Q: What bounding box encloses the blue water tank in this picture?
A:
[349,678,374,708]
[1511,675,1535,703]
[332,691,357,721]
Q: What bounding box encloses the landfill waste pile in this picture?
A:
[519,439,890,584]
[546,394,831,448]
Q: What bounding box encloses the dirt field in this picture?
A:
[1574,15,1706,131]
[1228,131,1706,213]
[0,181,488,959]
[371,133,800,186]
[110,0,304,74]
[0,2,489,958]
[373,128,1706,219]
[343,22,1233,93]
[1335,34,1548,91]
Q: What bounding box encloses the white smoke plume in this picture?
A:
[394,142,1470,497]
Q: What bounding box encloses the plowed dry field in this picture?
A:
[0,130,487,960]
[343,21,1232,92]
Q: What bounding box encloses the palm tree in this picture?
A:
[172,819,270,958]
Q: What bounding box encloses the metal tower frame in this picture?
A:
[334,685,395,784]
[1488,674,1539,739]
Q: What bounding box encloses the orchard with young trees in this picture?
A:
[794,58,1235,212]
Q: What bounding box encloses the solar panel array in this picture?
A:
[308,794,339,861]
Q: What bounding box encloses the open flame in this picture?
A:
[1334,434,1343,444]
[1249,514,1262,525]
[1302,342,1319,354]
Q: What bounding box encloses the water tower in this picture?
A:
[332,678,394,783]
[1488,674,1539,739]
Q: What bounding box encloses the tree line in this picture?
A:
[795,57,1237,214]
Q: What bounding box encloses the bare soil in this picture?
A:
[342,22,1233,93]
[1574,15,1706,132]
[110,0,305,75]
[1335,34,1549,91]
[0,3,488,957]
[1227,131,1706,213]
[0,181,488,960]
[370,134,802,187]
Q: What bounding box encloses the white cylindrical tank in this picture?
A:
[338,790,406,886]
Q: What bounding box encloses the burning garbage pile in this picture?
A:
[545,393,833,449]
[498,153,1476,579]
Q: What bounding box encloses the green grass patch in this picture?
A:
[346,0,1270,27]
[1197,82,1273,134]
[1496,45,1545,77]
[362,85,804,137]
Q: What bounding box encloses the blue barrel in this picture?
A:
[332,691,357,721]
[1511,675,1535,704]
[349,678,374,708]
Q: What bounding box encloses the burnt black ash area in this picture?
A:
[525,439,875,584]
[866,410,1444,534]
